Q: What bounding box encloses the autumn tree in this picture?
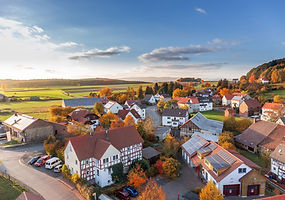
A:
[248,75,255,83]
[93,102,104,116]
[236,118,252,133]
[200,181,224,200]
[219,88,231,97]
[117,94,128,104]
[157,100,166,112]
[153,83,160,94]
[221,142,236,150]
[67,121,92,136]
[128,164,148,188]
[124,115,135,126]
[218,131,234,145]
[273,95,283,104]
[137,179,166,200]
[137,86,144,99]
[1,84,7,91]
[99,87,112,97]
[110,116,125,129]
[162,157,180,179]
[49,106,75,122]
[163,134,180,157]
[223,116,238,133]
[99,112,116,128]
[172,88,188,98]
[127,87,135,100]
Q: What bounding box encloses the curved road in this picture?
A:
[146,105,161,127]
[0,144,83,200]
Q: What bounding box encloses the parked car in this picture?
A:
[122,186,138,197]
[34,155,50,167]
[45,157,61,169]
[28,155,41,165]
[115,191,130,200]
[54,164,62,173]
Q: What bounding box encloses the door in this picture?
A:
[247,185,259,196]
[223,184,240,196]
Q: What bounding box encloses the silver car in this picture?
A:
[53,164,62,173]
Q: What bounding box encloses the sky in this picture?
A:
[0,0,285,81]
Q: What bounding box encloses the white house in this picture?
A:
[174,97,200,113]
[231,96,243,108]
[104,101,123,114]
[64,126,144,187]
[162,108,188,127]
[260,77,270,84]
[180,112,223,138]
[198,97,213,111]
[117,109,141,123]
[154,93,161,101]
[181,136,265,197]
[142,94,156,104]
[125,100,146,120]
[261,102,285,121]
[270,143,285,184]
[222,95,233,106]
[67,108,99,131]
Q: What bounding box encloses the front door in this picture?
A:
[247,185,259,196]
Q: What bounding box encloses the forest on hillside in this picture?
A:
[245,58,285,83]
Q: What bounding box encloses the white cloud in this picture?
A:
[69,46,130,60]
[195,8,207,14]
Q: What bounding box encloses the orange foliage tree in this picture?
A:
[124,115,135,126]
[137,179,166,200]
[118,94,128,104]
[128,164,148,188]
[172,88,188,98]
[200,181,224,200]
[99,87,112,97]
[162,157,180,179]
[49,106,75,122]
[154,160,164,174]
[99,112,116,128]
[221,142,236,150]
[219,88,231,97]
[110,116,125,129]
[248,75,255,83]
[273,95,283,104]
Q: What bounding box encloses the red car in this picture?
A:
[34,155,50,167]
[115,190,130,200]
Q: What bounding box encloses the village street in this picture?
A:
[0,143,83,200]
[146,105,161,127]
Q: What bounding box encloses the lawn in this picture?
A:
[196,110,242,122]
[261,89,285,103]
[0,175,26,200]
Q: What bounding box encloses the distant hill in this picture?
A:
[245,58,285,83]
[176,77,202,83]
[0,78,147,88]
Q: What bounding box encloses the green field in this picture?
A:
[0,83,151,121]
[0,175,26,200]
[261,89,285,103]
[195,110,242,122]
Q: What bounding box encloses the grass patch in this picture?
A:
[238,149,269,173]
[0,175,26,200]
[195,110,242,122]
[3,140,20,146]
[261,89,285,103]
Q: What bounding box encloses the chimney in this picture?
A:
[89,131,93,137]
[105,129,109,140]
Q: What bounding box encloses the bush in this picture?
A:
[72,173,80,184]
[111,163,124,183]
[147,166,157,177]
[75,179,95,200]
[62,164,71,180]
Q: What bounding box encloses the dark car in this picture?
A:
[28,155,41,165]
[122,186,138,197]
[115,190,130,200]
[34,155,50,167]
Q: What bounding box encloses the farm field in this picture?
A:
[0,175,26,200]
[0,83,151,121]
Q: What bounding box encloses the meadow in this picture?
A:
[0,175,26,200]
[0,83,151,121]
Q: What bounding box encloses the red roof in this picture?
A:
[173,97,191,104]
[223,94,233,100]
[68,108,99,124]
[67,126,144,161]
[212,94,222,100]
[232,92,248,97]
[254,194,285,200]
[189,96,199,104]
[263,102,284,111]
[16,192,44,200]
[117,109,141,120]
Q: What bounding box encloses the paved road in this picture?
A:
[0,143,83,200]
[146,105,161,127]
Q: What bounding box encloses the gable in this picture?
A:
[101,144,120,160]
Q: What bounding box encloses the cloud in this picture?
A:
[195,8,207,14]
[69,46,130,60]
[45,69,57,73]
[208,38,240,46]
[138,45,219,63]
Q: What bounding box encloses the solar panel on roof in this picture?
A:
[205,154,230,170]
[217,150,236,165]
[197,147,211,154]
[182,136,207,156]
[208,143,217,150]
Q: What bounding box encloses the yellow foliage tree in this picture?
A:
[200,181,224,200]
[67,121,91,136]
[1,84,7,91]
[99,87,112,97]
[124,115,135,126]
[219,88,231,97]
[110,116,125,129]
[128,164,148,188]
[49,106,75,122]
[137,179,166,200]
[273,95,283,104]
[162,157,180,179]
[221,141,236,150]
[118,94,128,104]
[99,112,116,128]
[71,173,80,184]
[172,88,188,98]
[236,118,252,133]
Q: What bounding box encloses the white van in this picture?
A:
[54,164,62,173]
[45,157,61,169]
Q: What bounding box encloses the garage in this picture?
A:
[223,184,240,196]
[247,185,259,196]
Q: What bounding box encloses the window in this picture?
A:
[243,168,246,173]
[238,168,247,173]
[75,160,77,165]
[87,170,89,175]
[116,155,118,159]
[86,160,89,165]
[97,169,99,176]
[113,155,116,160]
[238,168,242,173]
[273,167,276,170]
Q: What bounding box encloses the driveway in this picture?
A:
[0,143,83,200]
[146,105,161,127]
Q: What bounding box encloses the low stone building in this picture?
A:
[239,99,261,117]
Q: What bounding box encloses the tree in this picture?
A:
[273,95,283,104]
[172,88,187,98]
[137,86,144,99]
[162,157,180,179]
[137,179,166,200]
[49,106,75,122]
[261,150,271,169]
[110,116,125,129]
[93,102,104,116]
[249,75,255,83]
[153,83,159,94]
[157,100,166,112]
[221,141,236,150]
[163,134,180,156]
[99,87,112,97]
[219,88,231,97]
[1,84,7,91]
[163,101,171,109]
[99,112,116,128]
[136,121,147,139]
[117,94,128,104]
[236,118,252,133]
[223,116,238,133]
[145,86,154,95]
[155,160,164,174]
[200,181,224,200]
[71,173,80,184]
[127,87,135,100]
[218,131,234,145]
[67,121,92,136]
[111,163,124,183]
[128,164,148,188]
[143,117,154,135]
[124,115,135,126]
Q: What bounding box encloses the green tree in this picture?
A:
[153,83,160,94]
[137,86,144,99]
[145,86,154,95]
[111,163,124,183]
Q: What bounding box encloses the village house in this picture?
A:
[222,94,233,106]
[239,99,261,117]
[67,108,99,131]
[142,94,156,104]
[277,117,285,125]
[153,93,161,101]
[0,93,8,102]
[260,77,270,84]
[180,112,223,139]
[117,109,141,123]
[3,113,55,143]
[198,97,213,111]
[261,102,285,121]
[124,100,146,120]
[153,127,171,141]
[162,108,188,127]
[181,135,266,197]
[235,120,285,153]
[232,93,251,100]
[270,143,285,184]
[231,96,243,108]
[159,94,171,102]
[232,78,239,84]
[104,101,123,114]
[212,94,222,105]
[64,126,144,187]
[224,108,236,117]
[62,97,102,108]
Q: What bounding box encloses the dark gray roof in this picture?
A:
[143,94,154,101]
[278,117,285,125]
[205,154,230,170]
[198,97,212,103]
[162,108,188,117]
[182,135,208,156]
[63,97,101,107]
[142,147,161,159]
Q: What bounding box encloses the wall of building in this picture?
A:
[240,170,265,197]
[64,142,80,175]
[25,121,54,143]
